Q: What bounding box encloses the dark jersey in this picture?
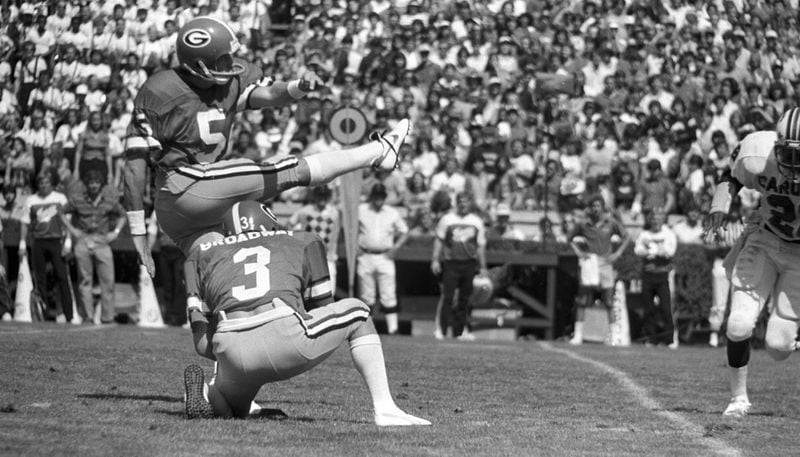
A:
[125,60,268,169]
[185,230,333,317]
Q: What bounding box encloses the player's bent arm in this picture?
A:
[187,294,216,361]
[709,178,743,215]
[122,153,149,235]
[247,81,298,108]
[246,72,322,109]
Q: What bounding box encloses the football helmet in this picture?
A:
[176,16,245,85]
[775,107,800,182]
[222,201,280,235]
[471,275,494,307]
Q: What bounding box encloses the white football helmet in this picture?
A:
[471,275,494,307]
[775,107,800,181]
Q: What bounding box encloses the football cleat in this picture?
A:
[184,364,214,419]
[370,118,410,171]
[722,397,751,418]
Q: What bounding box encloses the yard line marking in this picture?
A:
[0,325,115,335]
[539,342,742,457]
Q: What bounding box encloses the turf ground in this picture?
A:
[1,323,799,457]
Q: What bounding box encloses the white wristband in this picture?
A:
[710,181,733,214]
[127,210,147,236]
[287,80,305,99]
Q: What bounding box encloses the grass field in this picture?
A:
[1,323,799,457]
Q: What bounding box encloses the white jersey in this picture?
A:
[732,130,800,241]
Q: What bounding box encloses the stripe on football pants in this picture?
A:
[304,279,332,301]
[174,156,299,180]
[300,303,370,339]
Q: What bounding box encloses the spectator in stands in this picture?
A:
[357,183,408,335]
[62,169,125,324]
[13,41,48,115]
[52,109,84,174]
[19,170,74,323]
[7,137,35,192]
[568,195,630,345]
[632,159,676,218]
[487,203,524,240]
[634,208,678,348]
[465,154,492,211]
[74,111,120,184]
[671,203,704,244]
[431,191,487,340]
[289,185,341,294]
[15,106,52,177]
[430,154,466,203]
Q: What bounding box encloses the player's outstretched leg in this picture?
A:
[303,119,410,186]
[184,364,214,419]
[349,334,431,426]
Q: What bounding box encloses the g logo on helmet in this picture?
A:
[184,29,211,48]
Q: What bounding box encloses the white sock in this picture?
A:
[573,321,584,341]
[350,334,395,412]
[305,142,382,186]
[385,312,398,334]
[729,365,748,401]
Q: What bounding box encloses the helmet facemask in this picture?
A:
[775,139,800,183]
[188,51,246,85]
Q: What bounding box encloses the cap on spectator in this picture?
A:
[435,20,451,29]
[294,14,307,22]
[20,3,35,15]
[773,59,783,68]
[418,44,432,54]
[75,84,88,95]
[766,30,778,40]
[646,159,662,171]
[499,35,514,45]
[496,203,511,218]
[488,77,502,87]
[732,28,746,39]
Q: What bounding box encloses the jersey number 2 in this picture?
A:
[197,110,227,158]
[232,246,271,301]
[766,194,799,238]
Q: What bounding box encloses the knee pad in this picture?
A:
[727,338,751,368]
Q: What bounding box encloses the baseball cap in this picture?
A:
[75,84,88,95]
[496,203,511,217]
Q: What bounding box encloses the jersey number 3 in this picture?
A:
[232,246,271,301]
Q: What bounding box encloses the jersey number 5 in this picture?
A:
[232,246,271,301]
[766,194,800,239]
[197,110,227,160]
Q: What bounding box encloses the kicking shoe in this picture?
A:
[569,336,582,346]
[374,409,432,426]
[667,341,679,350]
[71,316,83,325]
[1,312,12,322]
[434,329,445,340]
[370,118,410,171]
[184,364,214,419]
[722,397,751,418]
[55,314,67,324]
[456,332,476,341]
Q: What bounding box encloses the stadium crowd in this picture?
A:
[0,0,793,333]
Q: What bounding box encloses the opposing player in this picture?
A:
[124,16,409,276]
[704,107,800,417]
[182,201,431,426]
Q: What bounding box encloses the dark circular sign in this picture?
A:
[328,107,368,145]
